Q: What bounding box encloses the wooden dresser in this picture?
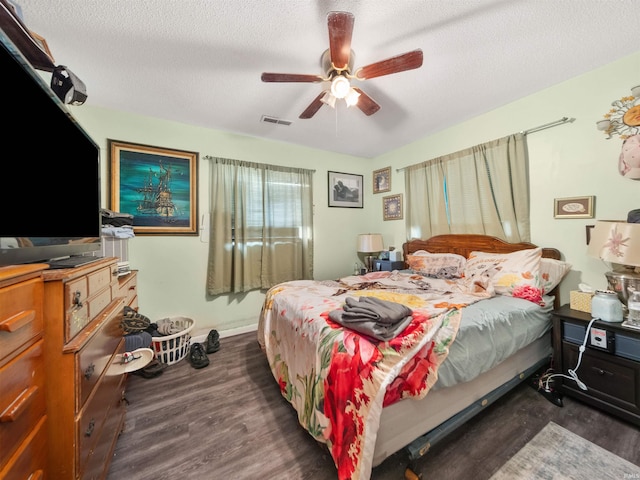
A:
[0,264,48,480]
[42,257,138,480]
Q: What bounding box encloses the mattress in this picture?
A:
[435,294,554,388]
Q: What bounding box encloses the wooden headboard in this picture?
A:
[403,234,561,261]
[402,234,563,308]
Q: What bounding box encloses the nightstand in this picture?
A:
[372,260,405,272]
[552,304,640,426]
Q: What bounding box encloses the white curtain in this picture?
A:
[206,157,314,295]
[405,133,530,242]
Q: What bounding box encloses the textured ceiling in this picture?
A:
[14,0,640,158]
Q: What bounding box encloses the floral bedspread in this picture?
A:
[257,271,493,480]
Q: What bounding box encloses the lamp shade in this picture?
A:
[358,234,384,253]
[587,220,640,267]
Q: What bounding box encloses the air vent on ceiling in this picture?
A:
[261,115,292,126]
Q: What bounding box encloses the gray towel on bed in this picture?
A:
[329,296,413,341]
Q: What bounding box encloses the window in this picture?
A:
[206,158,314,295]
[405,133,530,242]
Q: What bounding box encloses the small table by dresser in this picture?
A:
[552,304,640,426]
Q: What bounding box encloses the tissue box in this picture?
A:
[570,291,594,313]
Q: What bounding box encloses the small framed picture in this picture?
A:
[554,196,595,219]
[383,194,403,221]
[373,167,391,194]
[328,171,363,208]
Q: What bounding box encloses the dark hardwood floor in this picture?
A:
[107,332,640,480]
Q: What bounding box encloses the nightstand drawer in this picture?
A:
[564,342,640,414]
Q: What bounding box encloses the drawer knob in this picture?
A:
[85,419,95,437]
[73,290,83,309]
[590,366,613,377]
[0,309,36,332]
[84,363,95,380]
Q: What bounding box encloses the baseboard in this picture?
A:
[191,323,258,344]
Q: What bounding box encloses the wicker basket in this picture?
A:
[151,317,194,365]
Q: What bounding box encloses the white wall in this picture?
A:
[71,50,640,336]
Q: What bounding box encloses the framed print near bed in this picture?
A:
[109,139,199,235]
[383,193,403,220]
[373,166,391,194]
[553,195,595,219]
[328,171,363,208]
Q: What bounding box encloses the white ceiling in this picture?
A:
[14,0,640,158]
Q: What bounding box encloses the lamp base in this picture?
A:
[605,270,640,317]
[364,255,376,272]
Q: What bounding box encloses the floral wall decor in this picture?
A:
[596,84,640,180]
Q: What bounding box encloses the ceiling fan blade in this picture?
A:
[352,88,380,116]
[327,11,354,71]
[299,92,326,119]
[261,73,324,83]
[354,49,424,80]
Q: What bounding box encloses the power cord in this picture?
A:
[540,317,598,392]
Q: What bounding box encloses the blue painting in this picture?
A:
[110,140,198,235]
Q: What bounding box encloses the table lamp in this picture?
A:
[358,233,384,272]
[587,220,640,318]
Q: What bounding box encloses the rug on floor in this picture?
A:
[489,421,640,479]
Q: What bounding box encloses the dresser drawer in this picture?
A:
[116,272,137,307]
[77,360,126,477]
[0,277,43,364]
[0,414,46,480]
[66,270,115,342]
[0,340,46,470]
[87,267,113,295]
[77,301,126,409]
[80,374,126,480]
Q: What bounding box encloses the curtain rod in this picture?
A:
[395,116,575,172]
[203,155,315,172]
[521,116,575,135]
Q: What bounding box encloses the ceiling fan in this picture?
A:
[261,11,423,119]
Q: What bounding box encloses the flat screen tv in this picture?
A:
[0,29,101,268]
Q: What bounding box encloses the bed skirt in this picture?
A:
[373,332,552,466]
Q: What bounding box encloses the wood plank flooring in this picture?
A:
[107,332,640,480]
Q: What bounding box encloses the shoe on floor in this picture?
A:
[204,329,220,354]
[189,343,209,369]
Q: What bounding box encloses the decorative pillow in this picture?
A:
[406,252,466,279]
[463,248,543,304]
[539,258,571,294]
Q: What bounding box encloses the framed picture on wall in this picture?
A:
[553,195,595,219]
[373,167,391,193]
[383,194,403,220]
[109,139,199,235]
[328,171,363,208]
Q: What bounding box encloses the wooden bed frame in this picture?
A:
[372,234,563,474]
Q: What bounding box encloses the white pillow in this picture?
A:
[539,258,571,294]
[464,248,543,304]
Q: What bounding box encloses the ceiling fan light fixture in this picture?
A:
[320,91,337,108]
[345,87,360,107]
[330,75,351,99]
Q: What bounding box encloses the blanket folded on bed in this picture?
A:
[329,296,413,341]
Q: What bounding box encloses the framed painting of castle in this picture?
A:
[109,140,199,235]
